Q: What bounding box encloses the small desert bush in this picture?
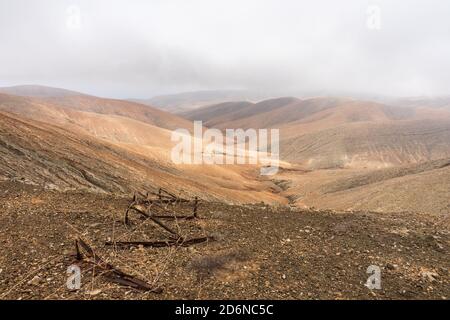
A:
[189,251,248,278]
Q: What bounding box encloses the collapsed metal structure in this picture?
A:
[113,188,214,247]
[75,237,163,292]
[74,188,214,292]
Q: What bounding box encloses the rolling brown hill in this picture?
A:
[0,109,283,204]
[0,92,181,153]
[0,89,288,205]
[187,96,450,169]
[0,85,192,131]
[184,97,425,131]
[41,95,193,131]
[183,97,300,128]
[276,158,450,214]
[0,110,160,193]
[134,90,270,114]
[281,119,450,169]
[0,84,82,98]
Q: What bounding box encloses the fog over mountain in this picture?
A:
[1,0,450,98]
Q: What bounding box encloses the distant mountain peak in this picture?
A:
[0,84,84,98]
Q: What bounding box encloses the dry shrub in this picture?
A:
[189,251,248,278]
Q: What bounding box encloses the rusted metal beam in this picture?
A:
[193,196,199,218]
[75,238,162,293]
[126,204,180,236]
[105,236,214,248]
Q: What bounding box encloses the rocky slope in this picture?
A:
[0,110,283,204]
[0,181,447,300]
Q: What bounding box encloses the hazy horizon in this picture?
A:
[2,84,450,103]
[1,0,450,99]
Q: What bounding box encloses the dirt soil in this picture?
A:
[0,181,448,300]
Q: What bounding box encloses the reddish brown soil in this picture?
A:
[0,181,448,300]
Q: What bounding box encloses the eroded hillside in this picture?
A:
[275,159,450,214]
[0,111,283,204]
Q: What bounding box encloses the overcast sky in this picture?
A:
[0,0,449,98]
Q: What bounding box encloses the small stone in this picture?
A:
[435,243,444,252]
[439,267,448,276]
[421,271,439,282]
[386,263,398,270]
[87,289,102,296]
[28,276,41,286]
[281,274,286,280]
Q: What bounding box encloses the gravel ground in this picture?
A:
[0,181,448,300]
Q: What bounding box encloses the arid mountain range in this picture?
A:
[131,90,273,114]
[185,96,450,168]
[1,85,449,214]
[1,85,449,301]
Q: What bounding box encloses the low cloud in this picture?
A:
[0,0,449,98]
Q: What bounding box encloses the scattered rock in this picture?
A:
[86,289,102,296]
[89,223,102,228]
[421,271,439,282]
[434,243,445,252]
[28,276,41,286]
[386,263,398,271]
